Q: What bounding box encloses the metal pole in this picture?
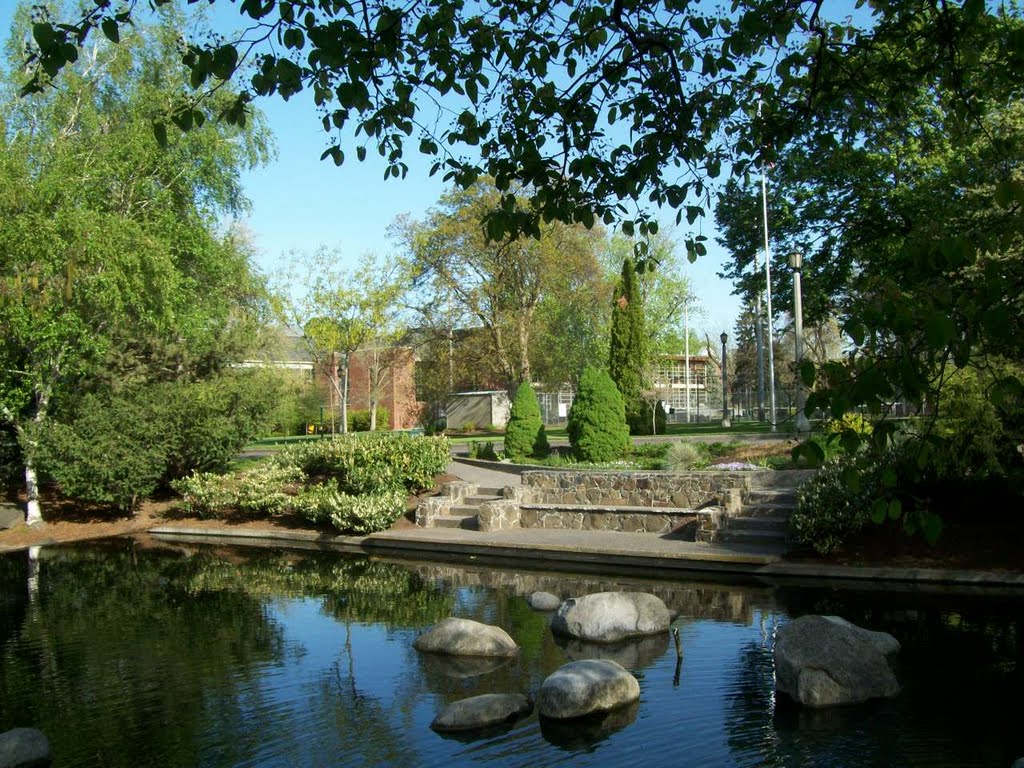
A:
[760,155,778,432]
[790,253,811,433]
[684,297,691,423]
[720,332,731,428]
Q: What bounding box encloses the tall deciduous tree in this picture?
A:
[278,250,405,434]
[397,180,602,391]
[0,7,271,523]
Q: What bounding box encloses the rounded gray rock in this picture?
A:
[775,615,900,708]
[413,617,519,657]
[527,591,562,611]
[551,592,671,643]
[0,728,51,768]
[537,659,640,719]
[430,693,533,732]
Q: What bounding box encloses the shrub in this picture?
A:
[460,421,477,433]
[159,371,283,481]
[347,408,390,432]
[295,482,406,534]
[171,464,303,518]
[36,392,170,513]
[665,442,703,471]
[468,441,499,461]
[274,432,450,493]
[504,382,549,460]
[790,456,878,555]
[171,472,237,519]
[568,366,630,462]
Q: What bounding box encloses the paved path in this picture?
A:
[447,460,523,487]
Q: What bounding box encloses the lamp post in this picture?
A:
[788,252,811,433]
[683,294,692,422]
[720,331,731,428]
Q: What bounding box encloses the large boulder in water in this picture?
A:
[413,617,519,657]
[537,659,640,719]
[430,694,533,732]
[551,592,670,643]
[0,728,51,768]
[774,615,900,708]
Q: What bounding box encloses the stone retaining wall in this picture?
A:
[518,506,700,536]
[520,470,752,508]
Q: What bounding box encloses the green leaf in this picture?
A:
[101,18,120,44]
[870,498,887,524]
[920,511,943,545]
[924,311,956,347]
[887,498,902,521]
[153,121,168,147]
[799,359,815,387]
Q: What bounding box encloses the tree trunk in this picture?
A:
[341,357,350,434]
[22,387,50,526]
[24,461,43,526]
[517,310,532,385]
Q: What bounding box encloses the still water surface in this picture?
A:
[0,539,1021,767]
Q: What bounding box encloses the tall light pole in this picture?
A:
[683,294,692,422]
[720,331,730,428]
[758,93,778,432]
[789,252,811,433]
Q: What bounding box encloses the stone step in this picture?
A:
[744,488,798,505]
[463,494,502,505]
[727,515,790,531]
[715,527,788,545]
[476,486,505,497]
[741,502,797,517]
[450,504,486,516]
[433,514,479,530]
[746,470,816,489]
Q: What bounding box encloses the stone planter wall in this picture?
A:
[520,470,752,508]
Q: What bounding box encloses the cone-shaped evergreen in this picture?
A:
[608,256,650,434]
[504,381,549,459]
[567,366,630,462]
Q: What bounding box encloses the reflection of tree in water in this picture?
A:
[0,540,288,768]
[184,549,454,628]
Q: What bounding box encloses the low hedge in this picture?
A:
[173,432,451,534]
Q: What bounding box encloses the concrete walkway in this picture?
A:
[447,460,523,487]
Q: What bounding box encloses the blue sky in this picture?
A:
[1,2,752,338]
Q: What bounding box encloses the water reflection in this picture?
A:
[555,633,669,670]
[539,701,640,752]
[0,538,1020,768]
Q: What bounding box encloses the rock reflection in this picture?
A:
[555,632,670,670]
[418,653,514,679]
[539,701,640,751]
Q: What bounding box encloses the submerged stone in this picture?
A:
[551,592,671,643]
[413,617,519,657]
[537,659,640,719]
[527,592,561,611]
[430,694,532,732]
[0,728,51,768]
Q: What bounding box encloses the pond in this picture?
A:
[0,538,1021,767]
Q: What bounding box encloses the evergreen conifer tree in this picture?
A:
[567,367,630,462]
[504,381,549,459]
[609,257,650,434]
